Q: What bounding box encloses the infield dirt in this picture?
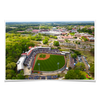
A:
[38,53,50,60]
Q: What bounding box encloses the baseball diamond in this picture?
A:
[33,53,65,71]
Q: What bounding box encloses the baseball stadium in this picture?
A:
[16,46,69,79]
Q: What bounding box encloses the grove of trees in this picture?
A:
[6,33,35,79]
[43,37,49,44]
[77,28,94,35]
[65,69,86,79]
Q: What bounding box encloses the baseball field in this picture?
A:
[33,53,65,71]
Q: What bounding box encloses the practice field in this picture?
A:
[33,54,65,71]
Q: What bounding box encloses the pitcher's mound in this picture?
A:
[38,54,50,60]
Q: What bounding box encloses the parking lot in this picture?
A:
[81,56,89,73]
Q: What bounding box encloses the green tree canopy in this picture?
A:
[16,70,25,79]
[65,69,86,79]
[89,63,94,73]
[6,62,16,69]
[6,69,16,79]
[53,41,59,46]
[75,62,85,71]
[71,53,77,58]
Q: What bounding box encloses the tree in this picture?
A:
[65,39,69,43]
[68,67,72,70]
[6,69,16,79]
[75,62,85,71]
[74,50,81,55]
[71,53,77,58]
[75,41,77,44]
[53,41,59,46]
[90,48,94,55]
[78,42,80,44]
[65,70,78,79]
[6,62,16,69]
[43,37,49,44]
[84,38,88,42]
[43,39,48,44]
[89,63,94,74]
[83,46,86,51]
[16,70,25,79]
[65,69,86,79]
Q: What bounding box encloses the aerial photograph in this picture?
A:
[5,21,94,80]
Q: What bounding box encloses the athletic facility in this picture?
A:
[17,46,69,76]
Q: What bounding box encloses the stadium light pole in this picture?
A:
[57,62,59,74]
[38,63,40,71]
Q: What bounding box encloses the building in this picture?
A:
[80,26,85,29]
[32,29,40,33]
[71,28,77,32]
[61,35,73,40]
[61,33,67,35]
[57,39,65,43]
[40,31,62,36]
[40,29,49,32]
[52,27,56,30]
[87,37,94,42]
[16,56,26,72]
[75,33,93,38]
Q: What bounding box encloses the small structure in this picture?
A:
[29,46,32,49]
[21,53,27,56]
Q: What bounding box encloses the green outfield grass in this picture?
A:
[33,54,65,71]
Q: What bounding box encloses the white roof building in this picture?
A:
[16,56,26,71]
[40,31,62,36]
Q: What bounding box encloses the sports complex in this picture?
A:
[17,46,69,79]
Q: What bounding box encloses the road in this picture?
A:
[81,56,89,73]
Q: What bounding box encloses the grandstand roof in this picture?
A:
[16,56,26,71]
[27,49,33,56]
[21,53,27,55]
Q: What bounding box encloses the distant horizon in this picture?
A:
[6,21,94,23]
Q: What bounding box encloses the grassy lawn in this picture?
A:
[59,49,70,52]
[34,54,65,71]
[70,32,75,36]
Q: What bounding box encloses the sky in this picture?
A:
[4,17,96,22]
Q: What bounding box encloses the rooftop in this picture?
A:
[61,35,73,39]
[17,56,26,71]
[32,30,39,32]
